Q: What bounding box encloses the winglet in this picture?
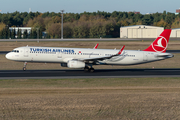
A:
[93,43,99,49]
[118,45,125,54]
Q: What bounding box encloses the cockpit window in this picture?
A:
[12,50,19,53]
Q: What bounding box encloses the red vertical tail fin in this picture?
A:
[143,29,171,53]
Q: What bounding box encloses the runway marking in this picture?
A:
[145,70,180,71]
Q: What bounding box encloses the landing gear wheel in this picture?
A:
[23,67,26,71]
[84,66,89,72]
[89,68,94,73]
[23,62,27,71]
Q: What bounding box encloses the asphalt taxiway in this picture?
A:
[0,68,180,79]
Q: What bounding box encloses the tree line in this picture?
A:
[0,11,180,39]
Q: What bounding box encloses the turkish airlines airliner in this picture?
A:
[6,29,173,72]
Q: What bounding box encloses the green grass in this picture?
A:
[1,77,180,119]
[1,77,180,88]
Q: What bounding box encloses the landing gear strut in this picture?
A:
[84,66,95,72]
[23,62,27,71]
[84,66,89,72]
[89,68,94,73]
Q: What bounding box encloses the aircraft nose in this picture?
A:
[5,53,11,60]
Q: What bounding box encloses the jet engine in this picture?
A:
[67,60,85,68]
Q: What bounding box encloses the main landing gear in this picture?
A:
[84,66,94,72]
[23,62,27,71]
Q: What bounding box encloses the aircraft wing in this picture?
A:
[77,45,125,62]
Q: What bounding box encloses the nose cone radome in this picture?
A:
[5,53,12,60]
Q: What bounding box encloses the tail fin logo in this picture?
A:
[152,36,167,52]
[143,29,171,53]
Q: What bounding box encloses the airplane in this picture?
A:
[5,29,173,72]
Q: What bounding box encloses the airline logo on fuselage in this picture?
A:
[30,48,75,53]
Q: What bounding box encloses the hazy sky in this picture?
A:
[0,0,179,14]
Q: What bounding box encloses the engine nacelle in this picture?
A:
[67,60,85,68]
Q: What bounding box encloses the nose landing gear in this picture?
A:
[23,62,27,71]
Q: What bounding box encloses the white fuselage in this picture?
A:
[6,46,173,66]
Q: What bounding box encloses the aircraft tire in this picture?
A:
[23,67,26,71]
[84,66,89,72]
[89,68,94,73]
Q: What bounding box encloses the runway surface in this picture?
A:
[0,51,9,54]
[1,68,180,79]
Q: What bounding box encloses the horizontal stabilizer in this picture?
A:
[156,53,174,58]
